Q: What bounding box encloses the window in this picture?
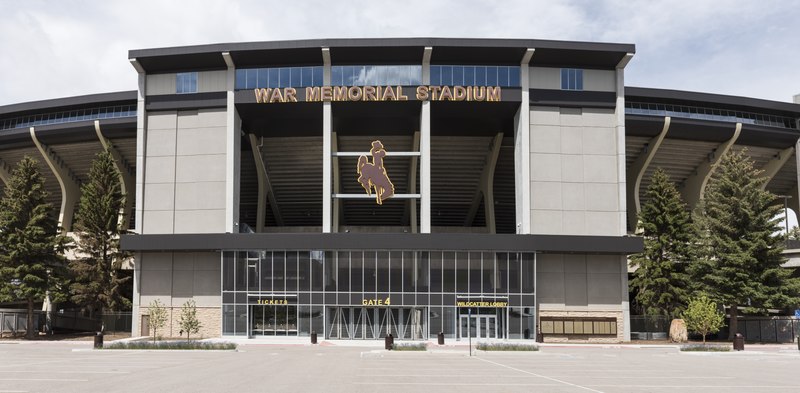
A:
[430,66,520,87]
[560,68,583,90]
[330,65,421,86]
[540,318,617,335]
[235,66,323,90]
[176,72,198,94]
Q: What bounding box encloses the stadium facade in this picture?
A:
[1,38,798,342]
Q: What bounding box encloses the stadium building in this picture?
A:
[1,38,798,342]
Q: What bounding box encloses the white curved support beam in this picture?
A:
[420,46,433,233]
[0,158,12,185]
[95,121,135,230]
[248,134,283,232]
[680,122,741,209]
[625,117,670,231]
[322,47,333,233]
[760,146,795,190]
[465,132,504,234]
[29,127,81,232]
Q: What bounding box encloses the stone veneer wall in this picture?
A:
[141,306,220,339]
[539,310,624,343]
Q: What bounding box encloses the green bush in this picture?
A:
[679,344,731,352]
[391,342,427,351]
[476,342,538,351]
[104,341,236,350]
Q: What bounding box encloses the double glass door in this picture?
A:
[459,314,498,339]
[250,305,298,336]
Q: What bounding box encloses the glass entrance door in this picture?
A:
[250,305,298,337]
[459,315,498,339]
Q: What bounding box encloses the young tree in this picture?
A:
[692,149,800,339]
[0,156,67,339]
[629,168,693,318]
[682,296,725,345]
[148,299,168,342]
[69,151,131,331]
[178,300,202,340]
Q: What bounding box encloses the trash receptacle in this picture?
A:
[311,331,317,344]
[437,331,444,345]
[796,336,799,351]
[733,333,744,351]
[93,332,103,349]
[385,333,394,350]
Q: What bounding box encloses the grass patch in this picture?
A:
[391,342,427,351]
[476,342,539,351]
[680,344,732,352]
[104,341,237,350]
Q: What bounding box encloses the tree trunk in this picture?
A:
[728,304,738,340]
[26,298,35,339]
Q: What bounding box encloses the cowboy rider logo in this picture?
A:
[357,140,395,205]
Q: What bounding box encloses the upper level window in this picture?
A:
[560,68,583,90]
[331,65,421,86]
[176,72,198,94]
[431,66,520,87]
[235,66,323,90]
[0,105,137,131]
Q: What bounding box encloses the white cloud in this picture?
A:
[0,0,798,105]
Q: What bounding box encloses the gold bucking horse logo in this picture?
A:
[357,140,395,205]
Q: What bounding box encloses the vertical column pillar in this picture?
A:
[29,127,81,232]
[616,53,634,341]
[322,48,333,233]
[515,49,534,234]
[130,59,147,235]
[223,52,240,233]
[420,47,432,233]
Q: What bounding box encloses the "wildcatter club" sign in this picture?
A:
[254,85,502,104]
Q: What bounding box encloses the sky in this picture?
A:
[0,0,799,106]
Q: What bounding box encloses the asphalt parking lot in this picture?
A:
[0,341,798,392]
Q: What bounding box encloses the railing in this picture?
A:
[723,317,800,343]
[626,102,798,130]
[629,315,670,340]
[0,309,132,335]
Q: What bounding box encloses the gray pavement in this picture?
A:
[0,340,798,392]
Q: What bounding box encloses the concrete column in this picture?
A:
[94,121,135,230]
[0,158,12,185]
[680,123,741,209]
[322,48,332,233]
[403,132,420,233]
[514,49,534,234]
[760,146,794,190]
[29,127,81,232]
[332,132,341,232]
[625,117,670,231]
[420,47,432,233]
[130,59,146,235]
[616,53,634,341]
[465,132,503,233]
[223,52,240,233]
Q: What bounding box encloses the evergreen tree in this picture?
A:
[69,151,131,331]
[692,149,800,339]
[0,156,67,339]
[629,168,693,318]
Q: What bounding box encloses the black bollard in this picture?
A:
[385,333,394,350]
[311,331,317,344]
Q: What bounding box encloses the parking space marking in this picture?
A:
[0,370,129,374]
[474,356,604,392]
[0,378,88,382]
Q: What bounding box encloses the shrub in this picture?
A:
[679,344,731,352]
[476,342,538,351]
[104,341,236,350]
[391,342,427,351]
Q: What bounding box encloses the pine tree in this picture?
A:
[0,156,67,339]
[69,151,131,331]
[692,149,800,339]
[629,168,693,318]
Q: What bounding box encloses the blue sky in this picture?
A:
[0,0,798,105]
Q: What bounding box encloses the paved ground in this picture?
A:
[0,340,798,392]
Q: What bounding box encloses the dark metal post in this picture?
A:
[468,308,472,356]
[311,330,317,344]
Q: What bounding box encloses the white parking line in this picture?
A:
[0,378,88,382]
[474,356,604,393]
[0,370,129,374]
